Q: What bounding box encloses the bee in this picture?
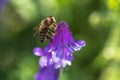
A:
[33,16,56,42]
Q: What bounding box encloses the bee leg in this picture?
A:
[51,26,56,30]
[46,35,52,42]
[50,26,56,33]
[51,27,56,32]
[49,29,55,33]
[53,23,56,27]
[48,31,55,36]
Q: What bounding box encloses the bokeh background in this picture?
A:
[0,0,120,80]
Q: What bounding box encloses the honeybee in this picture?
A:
[34,16,56,42]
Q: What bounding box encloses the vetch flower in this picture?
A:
[33,21,86,80]
[33,21,86,69]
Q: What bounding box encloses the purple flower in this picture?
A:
[33,21,86,69]
[35,65,60,80]
[33,21,86,80]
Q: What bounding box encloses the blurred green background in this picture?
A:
[0,0,120,80]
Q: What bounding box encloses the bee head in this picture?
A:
[49,16,56,23]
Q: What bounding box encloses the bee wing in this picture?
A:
[33,24,40,37]
[33,30,39,37]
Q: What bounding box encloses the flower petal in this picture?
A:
[33,47,44,56]
[61,59,71,68]
[35,66,60,80]
[39,56,47,68]
[76,40,86,47]
[55,61,61,69]
[70,43,80,51]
